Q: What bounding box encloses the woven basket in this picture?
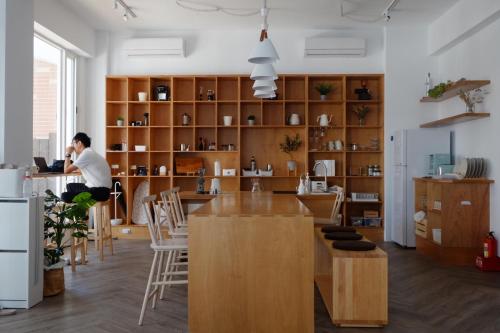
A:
[43,267,65,296]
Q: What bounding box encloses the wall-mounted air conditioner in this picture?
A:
[124,38,185,57]
[305,37,366,57]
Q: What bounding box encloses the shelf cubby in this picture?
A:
[240,102,262,125]
[150,103,170,126]
[195,76,216,101]
[150,76,171,101]
[240,77,259,100]
[173,103,194,126]
[106,127,127,151]
[194,128,216,150]
[346,75,383,101]
[308,102,344,127]
[128,127,149,149]
[173,77,195,101]
[217,102,238,126]
[195,103,216,126]
[285,102,306,126]
[106,102,128,126]
[285,76,306,100]
[173,127,194,151]
[308,76,344,101]
[106,77,128,101]
[263,102,284,126]
[346,103,382,127]
[128,77,150,102]
[217,127,238,150]
[128,103,149,125]
[150,128,170,151]
[217,77,238,101]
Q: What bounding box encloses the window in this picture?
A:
[33,35,77,193]
[33,35,76,161]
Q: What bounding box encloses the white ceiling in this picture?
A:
[57,0,459,31]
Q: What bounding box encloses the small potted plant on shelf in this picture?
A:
[247,114,256,126]
[116,116,124,127]
[279,133,302,173]
[315,83,334,100]
[352,105,370,126]
[43,190,96,296]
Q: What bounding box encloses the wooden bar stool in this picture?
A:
[92,200,113,261]
[70,236,87,272]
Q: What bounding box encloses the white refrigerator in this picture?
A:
[390,129,451,247]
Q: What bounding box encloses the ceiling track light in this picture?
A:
[382,0,400,22]
[113,0,137,21]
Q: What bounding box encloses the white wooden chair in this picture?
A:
[169,187,188,227]
[138,195,188,326]
[314,187,344,225]
[160,189,188,236]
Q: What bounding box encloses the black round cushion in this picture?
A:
[333,240,376,251]
[324,232,363,241]
[321,226,356,233]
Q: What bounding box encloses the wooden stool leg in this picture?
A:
[71,238,77,272]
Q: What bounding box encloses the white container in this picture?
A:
[223,116,233,126]
[0,169,25,198]
[138,92,147,102]
[432,228,442,244]
[214,160,222,176]
[135,145,147,152]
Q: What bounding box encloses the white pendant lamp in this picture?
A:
[253,80,277,91]
[254,89,276,98]
[250,64,278,81]
[248,38,280,64]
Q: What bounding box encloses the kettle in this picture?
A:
[182,113,191,126]
[209,178,221,194]
[317,114,333,127]
[289,113,300,125]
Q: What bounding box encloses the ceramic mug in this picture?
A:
[328,141,335,151]
[223,116,233,126]
[138,92,147,102]
[335,139,343,151]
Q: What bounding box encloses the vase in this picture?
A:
[359,118,365,126]
[466,104,475,113]
[43,267,65,296]
[287,160,297,171]
[320,95,327,101]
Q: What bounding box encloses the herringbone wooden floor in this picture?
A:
[1,240,500,333]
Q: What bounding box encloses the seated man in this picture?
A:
[62,132,112,203]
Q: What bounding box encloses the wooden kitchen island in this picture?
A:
[188,192,314,333]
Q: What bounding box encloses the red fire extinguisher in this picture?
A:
[484,232,497,258]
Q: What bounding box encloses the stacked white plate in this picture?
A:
[453,158,487,178]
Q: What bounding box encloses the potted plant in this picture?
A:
[247,115,256,126]
[279,133,302,172]
[116,116,124,127]
[315,83,334,100]
[43,190,96,296]
[352,105,370,126]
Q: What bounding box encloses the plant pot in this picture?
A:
[43,267,65,296]
[287,160,297,171]
[320,95,327,101]
[116,120,124,126]
[248,119,255,126]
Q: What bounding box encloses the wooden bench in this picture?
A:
[314,227,388,327]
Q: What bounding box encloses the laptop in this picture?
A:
[34,157,58,173]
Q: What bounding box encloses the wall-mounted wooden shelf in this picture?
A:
[420,80,490,103]
[420,112,490,128]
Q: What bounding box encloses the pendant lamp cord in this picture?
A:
[259,0,269,41]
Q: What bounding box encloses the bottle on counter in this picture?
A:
[22,170,32,198]
[305,172,311,194]
[250,156,257,171]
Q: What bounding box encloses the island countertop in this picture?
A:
[189,191,313,217]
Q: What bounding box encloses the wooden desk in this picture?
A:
[32,172,81,179]
[188,192,314,333]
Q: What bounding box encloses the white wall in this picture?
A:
[0,0,34,166]
[434,16,500,236]
[383,26,438,241]
[108,28,384,75]
[34,0,95,57]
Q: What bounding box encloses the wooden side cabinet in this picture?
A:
[413,178,493,265]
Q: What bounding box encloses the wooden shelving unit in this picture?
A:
[420,112,490,128]
[413,177,493,265]
[106,74,384,238]
[420,80,490,102]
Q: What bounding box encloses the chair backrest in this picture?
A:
[142,195,159,246]
[170,187,186,225]
[330,187,344,225]
[152,202,167,241]
[159,189,180,235]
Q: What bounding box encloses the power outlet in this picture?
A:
[121,228,131,234]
